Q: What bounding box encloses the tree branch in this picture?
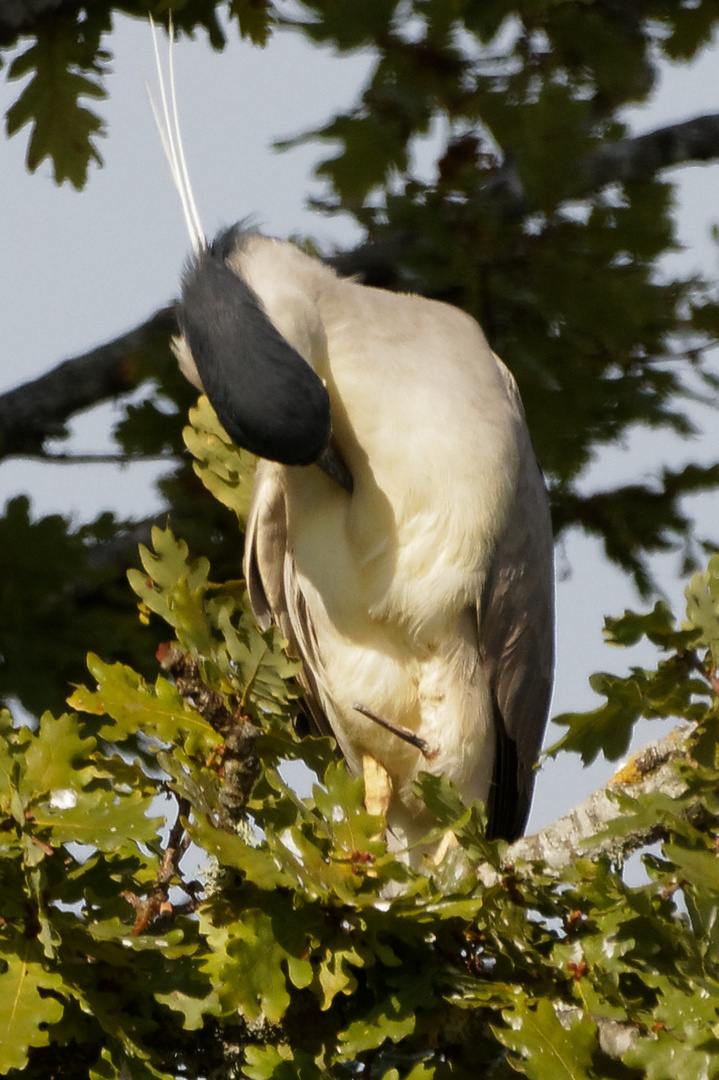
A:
[0,307,175,460]
[476,113,719,219]
[158,647,260,829]
[582,112,719,191]
[331,111,719,282]
[479,726,696,884]
[14,451,178,465]
[121,794,192,936]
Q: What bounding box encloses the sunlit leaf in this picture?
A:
[497,998,598,1079]
[0,933,65,1072]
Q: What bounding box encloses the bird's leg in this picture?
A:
[316,436,353,494]
[362,754,393,819]
[430,829,459,866]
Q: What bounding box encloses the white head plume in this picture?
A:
[148,15,206,256]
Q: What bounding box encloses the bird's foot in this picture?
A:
[362,754,392,819]
[430,830,459,866]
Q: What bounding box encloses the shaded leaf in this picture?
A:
[184,395,257,523]
[6,10,106,187]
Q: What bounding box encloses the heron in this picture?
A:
[152,30,554,855]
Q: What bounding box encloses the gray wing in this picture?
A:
[479,452,555,842]
[244,460,335,740]
[244,461,289,635]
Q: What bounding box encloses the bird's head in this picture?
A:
[176,225,331,466]
[149,20,331,469]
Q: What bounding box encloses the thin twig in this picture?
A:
[15,452,179,465]
[353,703,434,757]
[122,794,192,935]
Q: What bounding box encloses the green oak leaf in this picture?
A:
[0,932,65,1072]
[497,998,598,1080]
[184,395,256,523]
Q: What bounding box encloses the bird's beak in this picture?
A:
[316,437,353,495]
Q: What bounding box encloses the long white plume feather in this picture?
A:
[148,15,206,255]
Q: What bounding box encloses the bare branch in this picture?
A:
[15,451,178,465]
[478,726,696,884]
[0,307,175,460]
[480,113,719,217]
[583,112,719,190]
[122,794,192,935]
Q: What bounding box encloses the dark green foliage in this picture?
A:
[0,495,151,717]
[1,405,718,1078]
[0,338,244,717]
[5,6,110,188]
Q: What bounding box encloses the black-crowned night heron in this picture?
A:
[152,33,554,855]
[172,225,554,854]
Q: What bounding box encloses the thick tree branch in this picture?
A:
[477,113,719,218]
[331,111,719,281]
[583,111,719,190]
[0,307,175,459]
[478,726,696,884]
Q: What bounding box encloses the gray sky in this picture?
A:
[1,15,718,831]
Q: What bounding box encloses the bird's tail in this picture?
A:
[148,15,206,256]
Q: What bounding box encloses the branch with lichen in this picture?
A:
[157,644,260,829]
[478,725,698,885]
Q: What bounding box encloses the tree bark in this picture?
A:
[0,308,174,459]
[477,726,697,885]
[581,112,719,189]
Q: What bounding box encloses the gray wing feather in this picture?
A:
[479,451,554,840]
[244,461,335,740]
[244,462,289,634]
